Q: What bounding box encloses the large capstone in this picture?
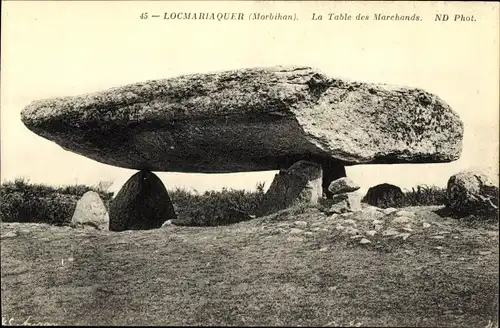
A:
[21,66,463,173]
[109,170,177,231]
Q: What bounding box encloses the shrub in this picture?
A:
[401,185,448,207]
[0,178,265,227]
[169,183,266,226]
[0,177,114,226]
[369,189,405,208]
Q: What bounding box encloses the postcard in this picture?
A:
[1,1,498,327]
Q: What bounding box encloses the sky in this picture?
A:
[1,1,499,196]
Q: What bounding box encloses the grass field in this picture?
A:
[1,204,498,326]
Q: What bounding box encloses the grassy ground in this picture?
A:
[1,204,498,326]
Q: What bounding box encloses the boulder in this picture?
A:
[71,191,109,230]
[447,170,499,217]
[21,66,463,175]
[362,183,405,208]
[109,170,177,231]
[328,192,362,214]
[322,164,347,197]
[328,177,360,195]
[256,160,322,217]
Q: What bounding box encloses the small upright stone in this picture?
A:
[71,191,109,230]
[109,170,177,231]
[329,192,362,213]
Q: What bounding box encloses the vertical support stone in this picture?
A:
[256,160,323,217]
[109,169,177,231]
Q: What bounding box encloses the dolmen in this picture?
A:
[21,66,464,225]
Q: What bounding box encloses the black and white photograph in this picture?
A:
[1,1,498,326]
